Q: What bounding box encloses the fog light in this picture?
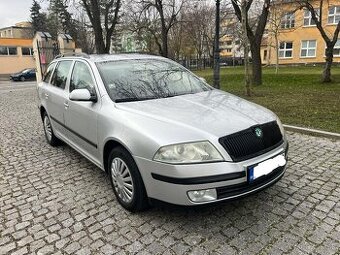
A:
[187,189,217,202]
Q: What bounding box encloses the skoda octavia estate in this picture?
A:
[38,53,288,211]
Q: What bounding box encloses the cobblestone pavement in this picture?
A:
[0,86,339,255]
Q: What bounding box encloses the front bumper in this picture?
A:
[134,141,288,206]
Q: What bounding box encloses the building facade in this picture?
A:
[0,22,35,76]
[0,22,34,39]
[0,38,35,75]
[263,0,340,65]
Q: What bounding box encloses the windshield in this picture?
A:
[97,59,212,102]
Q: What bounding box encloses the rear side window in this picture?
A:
[50,60,73,89]
[70,61,95,92]
[43,63,56,83]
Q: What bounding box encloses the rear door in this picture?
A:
[45,60,73,135]
[64,60,100,160]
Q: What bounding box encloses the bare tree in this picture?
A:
[241,0,251,96]
[138,0,185,57]
[296,0,340,83]
[183,2,215,63]
[81,0,122,53]
[231,0,271,85]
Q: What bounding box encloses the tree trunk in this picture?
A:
[94,30,106,54]
[323,47,333,83]
[275,34,279,75]
[161,25,168,57]
[250,44,262,86]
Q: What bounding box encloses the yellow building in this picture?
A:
[0,38,35,75]
[0,22,34,39]
[263,0,340,65]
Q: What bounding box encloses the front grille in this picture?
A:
[216,166,285,199]
[219,121,283,162]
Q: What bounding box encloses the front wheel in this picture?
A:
[108,147,149,212]
[43,112,60,146]
[20,76,25,82]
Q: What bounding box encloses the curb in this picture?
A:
[283,124,340,140]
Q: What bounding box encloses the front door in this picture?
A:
[64,61,100,161]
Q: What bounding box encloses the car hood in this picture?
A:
[115,90,277,138]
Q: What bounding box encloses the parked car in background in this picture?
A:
[10,68,36,81]
[38,53,288,212]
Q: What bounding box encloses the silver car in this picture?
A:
[38,54,288,212]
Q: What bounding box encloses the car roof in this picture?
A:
[55,53,168,63]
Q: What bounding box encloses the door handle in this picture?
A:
[64,102,69,109]
[45,93,49,99]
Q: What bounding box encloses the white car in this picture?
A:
[38,53,288,212]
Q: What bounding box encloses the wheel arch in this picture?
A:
[103,139,133,173]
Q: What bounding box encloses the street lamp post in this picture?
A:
[213,0,220,89]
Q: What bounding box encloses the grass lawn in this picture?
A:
[194,66,340,133]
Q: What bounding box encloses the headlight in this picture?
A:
[153,141,223,164]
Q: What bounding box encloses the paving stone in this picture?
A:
[0,85,339,255]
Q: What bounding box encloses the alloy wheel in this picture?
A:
[111,157,134,203]
[44,116,52,142]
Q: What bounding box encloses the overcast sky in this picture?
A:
[0,0,48,28]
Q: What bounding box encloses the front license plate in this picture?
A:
[248,154,286,182]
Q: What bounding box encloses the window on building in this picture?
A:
[0,46,17,55]
[22,47,33,56]
[281,12,295,29]
[263,50,268,61]
[331,39,340,56]
[279,42,293,58]
[328,6,340,24]
[301,40,317,57]
[8,47,17,55]
[0,46,7,55]
[304,9,319,26]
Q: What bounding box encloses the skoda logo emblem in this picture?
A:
[255,127,263,138]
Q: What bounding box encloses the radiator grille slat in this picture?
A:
[219,121,283,162]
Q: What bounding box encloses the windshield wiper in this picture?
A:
[115,97,158,103]
[164,92,196,98]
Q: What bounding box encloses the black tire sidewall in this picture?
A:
[108,147,148,212]
[43,112,59,146]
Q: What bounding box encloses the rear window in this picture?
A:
[43,63,56,83]
[50,61,73,89]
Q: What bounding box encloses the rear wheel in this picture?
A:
[43,112,60,146]
[108,147,149,212]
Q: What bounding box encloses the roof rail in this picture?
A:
[119,51,160,56]
[54,52,90,59]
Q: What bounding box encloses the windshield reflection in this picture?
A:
[97,59,212,102]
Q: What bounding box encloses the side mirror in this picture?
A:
[69,89,97,102]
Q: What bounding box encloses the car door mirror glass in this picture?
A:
[69,89,96,102]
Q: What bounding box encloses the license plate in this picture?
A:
[248,154,286,182]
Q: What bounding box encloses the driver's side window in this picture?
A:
[70,61,95,93]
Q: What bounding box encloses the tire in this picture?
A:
[42,112,60,146]
[20,76,25,82]
[108,146,149,212]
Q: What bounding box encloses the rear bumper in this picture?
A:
[134,141,288,206]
